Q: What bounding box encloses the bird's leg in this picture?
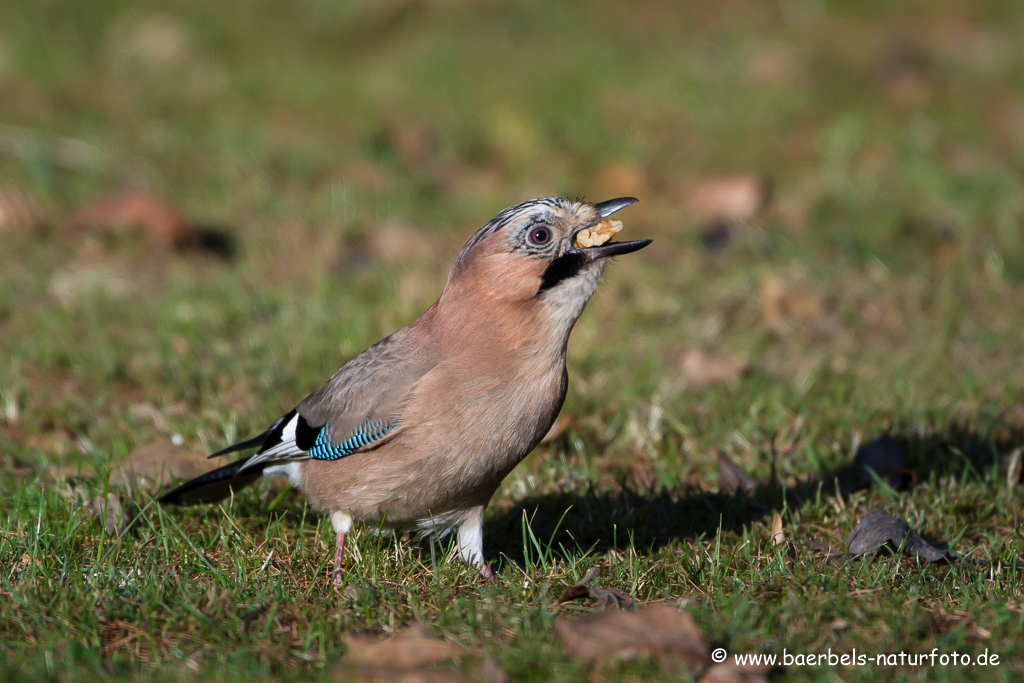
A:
[332,531,346,585]
[457,505,494,580]
[330,510,353,586]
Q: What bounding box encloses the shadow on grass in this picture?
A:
[486,420,1023,569]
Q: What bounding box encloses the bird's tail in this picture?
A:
[159,454,265,506]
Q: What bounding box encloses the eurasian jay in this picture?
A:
[160,196,650,583]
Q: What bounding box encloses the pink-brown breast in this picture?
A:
[298,312,568,528]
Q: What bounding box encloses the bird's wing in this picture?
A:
[231,329,438,471]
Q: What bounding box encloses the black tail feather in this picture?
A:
[159,454,264,505]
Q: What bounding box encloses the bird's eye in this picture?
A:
[528,226,552,246]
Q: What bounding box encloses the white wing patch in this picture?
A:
[239,412,304,471]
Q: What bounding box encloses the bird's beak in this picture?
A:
[594,196,639,219]
[572,197,652,260]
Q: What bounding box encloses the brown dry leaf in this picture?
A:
[333,666,472,683]
[760,275,828,328]
[701,661,777,683]
[90,493,127,535]
[557,567,635,611]
[556,603,709,668]
[769,513,785,547]
[684,175,768,223]
[112,440,215,490]
[717,453,758,494]
[343,623,476,671]
[681,349,749,387]
[0,185,47,233]
[63,192,197,248]
[11,553,39,583]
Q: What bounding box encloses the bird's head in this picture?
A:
[442,197,650,336]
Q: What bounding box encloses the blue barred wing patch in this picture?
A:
[307,419,397,461]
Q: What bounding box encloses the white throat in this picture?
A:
[539,259,607,349]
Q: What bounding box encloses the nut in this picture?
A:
[573,219,623,249]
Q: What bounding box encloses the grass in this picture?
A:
[2,0,1024,680]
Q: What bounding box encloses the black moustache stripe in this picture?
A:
[537,252,587,294]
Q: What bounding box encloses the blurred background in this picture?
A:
[3,0,1024,492]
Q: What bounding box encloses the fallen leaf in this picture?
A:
[681,349,749,387]
[701,661,777,683]
[112,440,216,490]
[852,436,911,490]
[90,493,127,535]
[684,175,768,223]
[846,509,957,563]
[556,603,708,668]
[769,513,785,547]
[343,623,476,670]
[557,567,635,611]
[17,553,36,570]
[334,666,471,683]
[1006,447,1024,488]
[760,275,828,327]
[717,453,758,494]
[63,192,197,249]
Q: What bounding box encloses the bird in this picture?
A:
[160,196,651,584]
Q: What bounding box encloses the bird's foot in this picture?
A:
[479,563,495,581]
